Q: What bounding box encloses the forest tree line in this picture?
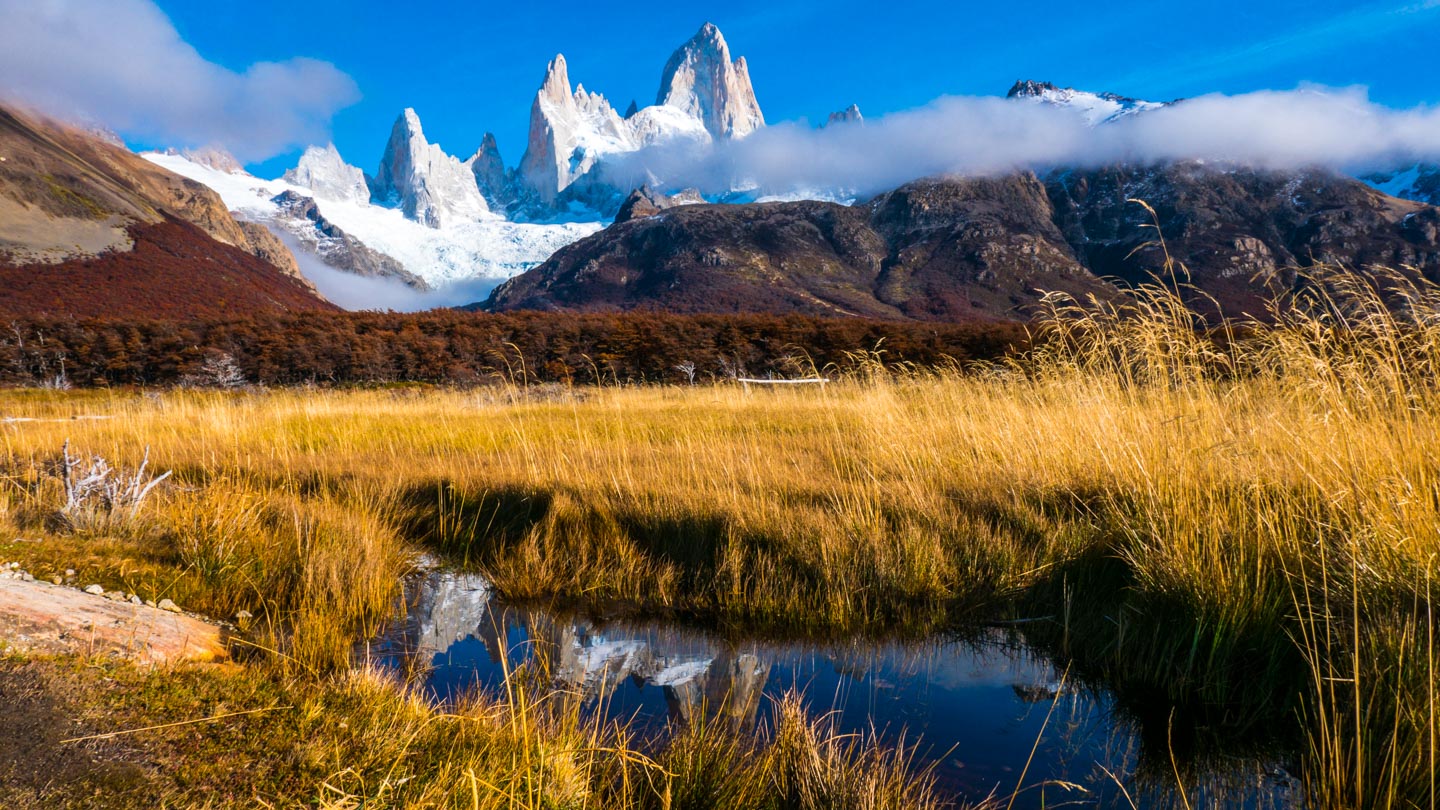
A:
[0,310,1030,388]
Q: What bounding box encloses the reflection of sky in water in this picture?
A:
[365,571,1300,810]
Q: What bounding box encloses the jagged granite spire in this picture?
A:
[514,24,763,214]
[825,104,864,127]
[465,132,510,209]
[373,108,489,228]
[284,143,369,205]
[517,55,634,203]
[656,22,764,141]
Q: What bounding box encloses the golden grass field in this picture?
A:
[0,271,1437,807]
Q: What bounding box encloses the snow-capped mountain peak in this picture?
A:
[515,23,762,209]
[374,108,490,228]
[518,55,635,203]
[1006,80,1167,125]
[656,21,764,141]
[825,104,864,127]
[283,143,369,205]
[162,145,244,174]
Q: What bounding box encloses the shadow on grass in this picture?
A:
[398,481,554,567]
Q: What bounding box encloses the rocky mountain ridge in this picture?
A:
[1006,80,1171,124]
[483,163,1440,322]
[270,191,429,290]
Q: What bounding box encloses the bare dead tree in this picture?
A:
[59,440,172,521]
[674,361,697,385]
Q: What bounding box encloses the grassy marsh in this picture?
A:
[0,272,1437,806]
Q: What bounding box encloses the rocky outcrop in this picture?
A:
[236,220,304,282]
[867,174,1105,319]
[656,22,765,141]
[284,143,370,205]
[373,109,489,228]
[271,191,429,290]
[825,104,863,127]
[0,576,226,663]
[487,199,897,317]
[613,186,706,223]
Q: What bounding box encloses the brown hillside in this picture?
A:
[0,218,336,320]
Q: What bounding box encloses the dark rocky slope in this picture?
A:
[485,174,1115,320]
[1046,163,1440,316]
[484,164,1440,322]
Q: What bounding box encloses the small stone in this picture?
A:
[8,562,18,569]
[144,600,156,608]
[50,576,63,586]
[157,599,181,613]
[104,590,126,602]
[65,569,76,577]
[129,595,143,605]
[84,584,105,595]
[20,572,33,582]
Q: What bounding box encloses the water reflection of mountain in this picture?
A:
[381,572,1302,810]
[402,571,774,725]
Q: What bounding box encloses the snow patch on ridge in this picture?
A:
[144,152,602,305]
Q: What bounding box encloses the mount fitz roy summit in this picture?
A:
[143,22,771,305]
[516,21,764,207]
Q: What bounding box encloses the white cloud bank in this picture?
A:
[0,0,358,161]
[604,87,1440,199]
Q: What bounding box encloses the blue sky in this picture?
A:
[141,0,1440,176]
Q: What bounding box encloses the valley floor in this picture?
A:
[0,278,1436,807]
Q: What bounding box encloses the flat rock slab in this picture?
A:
[0,579,226,663]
